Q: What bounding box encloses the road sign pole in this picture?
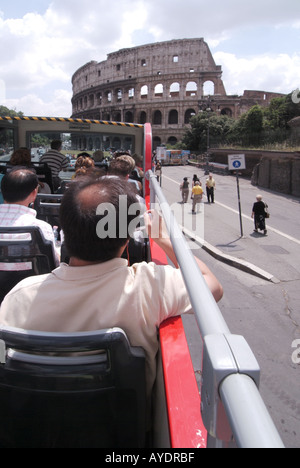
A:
[228,155,246,238]
[236,172,244,238]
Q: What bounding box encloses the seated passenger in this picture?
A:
[72,155,95,179]
[9,147,51,193]
[40,140,69,192]
[93,150,104,162]
[0,168,60,269]
[0,176,223,410]
[108,156,142,193]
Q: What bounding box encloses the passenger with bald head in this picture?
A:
[0,168,60,300]
[0,174,223,408]
[0,168,58,254]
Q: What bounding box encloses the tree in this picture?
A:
[264,94,300,130]
[245,105,263,134]
[0,106,23,118]
[182,112,235,151]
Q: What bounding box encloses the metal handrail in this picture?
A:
[147,170,284,448]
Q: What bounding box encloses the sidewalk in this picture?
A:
[160,167,300,284]
[178,200,300,284]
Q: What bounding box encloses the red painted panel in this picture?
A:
[144,122,152,198]
[159,317,207,448]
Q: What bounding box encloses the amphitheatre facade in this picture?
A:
[71,38,284,149]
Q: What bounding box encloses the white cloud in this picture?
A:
[213,51,300,96]
[4,89,72,117]
[0,0,300,116]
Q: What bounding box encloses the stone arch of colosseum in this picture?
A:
[71,38,285,150]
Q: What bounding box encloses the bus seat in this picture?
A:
[0,163,54,193]
[34,193,63,228]
[0,226,57,303]
[0,174,4,204]
[121,237,149,265]
[0,326,146,448]
[31,162,54,193]
[0,164,8,175]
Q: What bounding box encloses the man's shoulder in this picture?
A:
[33,217,53,234]
[129,261,182,283]
[3,272,52,298]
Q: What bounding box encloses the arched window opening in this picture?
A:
[154,84,163,97]
[186,82,197,97]
[220,108,232,117]
[184,109,196,124]
[167,136,177,146]
[128,87,135,98]
[153,110,162,125]
[168,110,178,125]
[113,112,122,122]
[96,93,102,106]
[203,80,215,96]
[170,82,180,98]
[125,111,134,123]
[141,85,148,98]
[117,89,122,101]
[139,111,147,124]
[153,137,161,150]
[106,91,112,103]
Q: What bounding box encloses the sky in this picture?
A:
[0,0,300,117]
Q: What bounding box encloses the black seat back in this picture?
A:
[31,162,54,193]
[0,163,54,193]
[0,326,146,448]
[0,226,56,302]
[34,193,63,227]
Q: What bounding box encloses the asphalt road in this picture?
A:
[158,165,300,449]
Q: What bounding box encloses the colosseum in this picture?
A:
[71,38,284,149]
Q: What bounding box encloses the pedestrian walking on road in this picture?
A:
[155,161,162,183]
[180,177,189,203]
[192,174,201,187]
[251,194,268,235]
[192,181,203,213]
[206,174,215,203]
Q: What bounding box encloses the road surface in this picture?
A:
[158,165,300,448]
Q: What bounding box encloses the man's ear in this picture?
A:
[31,186,39,203]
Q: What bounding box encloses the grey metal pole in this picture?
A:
[220,374,285,448]
[236,172,244,238]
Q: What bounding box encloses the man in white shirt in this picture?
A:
[0,168,60,272]
[0,175,223,403]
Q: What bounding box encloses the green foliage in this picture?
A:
[182,92,300,151]
[182,111,235,151]
[245,105,263,134]
[0,106,23,118]
[263,93,300,130]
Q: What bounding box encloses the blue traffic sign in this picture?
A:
[228,154,246,171]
